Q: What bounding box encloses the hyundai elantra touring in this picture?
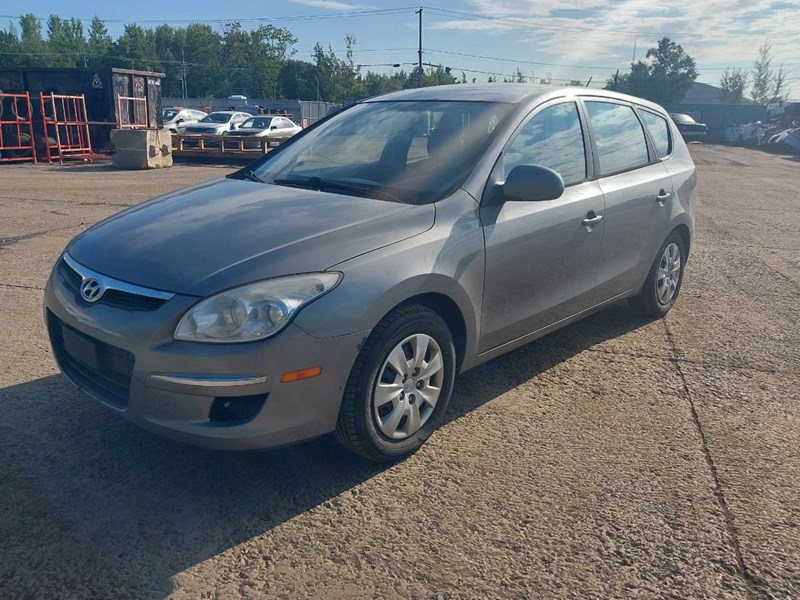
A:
[45,85,696,461]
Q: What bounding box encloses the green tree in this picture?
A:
[749,40,788,103]
[46,16,86,67]
[248,24,297,99]
[771,62,788,103]
[112,24,159,71]
[0,24,22,69]
[606,37,697,104]
[751,41,773,103]
[183,24,224,97]
[719,68,748,104]
[279,59,319,99]
[86,16,112,68]
[423,65,458,87]
[19,13,48,66]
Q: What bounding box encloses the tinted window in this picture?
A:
[640,110,671,157]
[503,102,587,185]
[585,101,649,174]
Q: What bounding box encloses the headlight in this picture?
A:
[175,273,341,343]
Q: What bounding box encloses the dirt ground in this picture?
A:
[0,145,798,599]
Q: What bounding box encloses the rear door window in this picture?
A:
[585,101,650,175]
[502,101,587,186]
[640,110,671,158]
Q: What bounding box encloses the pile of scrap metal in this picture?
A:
[724,101,800,153]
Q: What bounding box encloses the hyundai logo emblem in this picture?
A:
[80,277,103,303]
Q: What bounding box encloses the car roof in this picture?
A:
[366,83,667,112]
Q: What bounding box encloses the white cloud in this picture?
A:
[432,0,800,92]
[289,0,363,10]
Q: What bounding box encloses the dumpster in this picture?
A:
[0,67,165,154]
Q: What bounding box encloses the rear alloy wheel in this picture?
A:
[336,304,456,462]
[629,231,686,318]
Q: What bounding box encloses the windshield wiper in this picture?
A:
[272,177,401,203]
[228,170,266,184]
[272,177,322,190]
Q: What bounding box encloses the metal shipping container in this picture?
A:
[0,67,165,152]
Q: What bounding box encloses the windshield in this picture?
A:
[671,113,695,124]
[201,113,233,123]
[250,100,513,204]
[241,117,273,129]
[162,109,180,121]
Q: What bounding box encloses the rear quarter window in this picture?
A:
[640,110,672,158]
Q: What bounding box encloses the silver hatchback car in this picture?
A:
[45,85,696,461]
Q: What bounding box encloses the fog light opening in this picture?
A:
[280,366,323,383]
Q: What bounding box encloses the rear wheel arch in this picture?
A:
[672,223,691,258]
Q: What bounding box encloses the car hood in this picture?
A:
[66,179,434,297]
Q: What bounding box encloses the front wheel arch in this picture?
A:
[393,292,467,373]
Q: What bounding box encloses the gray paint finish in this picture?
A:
[45,84,696,451]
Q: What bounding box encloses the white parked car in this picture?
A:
[766,100,800,118]
[183,111,252,135]
[161,108,207,133]
[724,121,767,145]
[236,115,302,139]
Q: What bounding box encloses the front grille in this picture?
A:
[48,311,134,409]
[59,258,82,291]
[100,289,167,311]
[58,258,168,312]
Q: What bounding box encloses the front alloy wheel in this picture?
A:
[336,304,456,462]
[374,334,444,440]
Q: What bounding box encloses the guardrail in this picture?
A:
[171,133,293,158]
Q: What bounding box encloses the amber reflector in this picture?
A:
[280,366,323,383]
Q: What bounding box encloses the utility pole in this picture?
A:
[180,48,188,100]
[416,7,423,88]
[631,38,637,64]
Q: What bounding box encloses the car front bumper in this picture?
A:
[44,260,369,451]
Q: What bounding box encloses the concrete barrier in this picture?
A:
[110,129,173,169]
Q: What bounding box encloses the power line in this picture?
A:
[426,48,623,71]
[426,48,800,72]
[0,7,416,25]
[423,6,800,40]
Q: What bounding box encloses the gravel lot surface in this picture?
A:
[1,146,798,599]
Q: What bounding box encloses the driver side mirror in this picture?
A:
[502,165,565,202]
[176,118,184,124]
[270,125,278,130]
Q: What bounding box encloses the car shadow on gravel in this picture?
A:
[0,302,648,598]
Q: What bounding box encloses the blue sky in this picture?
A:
[11,0,800,95]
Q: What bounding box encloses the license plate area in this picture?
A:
[61,325,100,370]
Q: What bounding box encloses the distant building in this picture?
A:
[682,82,726,104]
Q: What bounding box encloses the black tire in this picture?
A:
[629,231,686,318]
[10,133,32,157]
[335,304,456,462]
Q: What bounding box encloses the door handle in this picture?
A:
[581,213,603,227]
[656,189,672,204]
